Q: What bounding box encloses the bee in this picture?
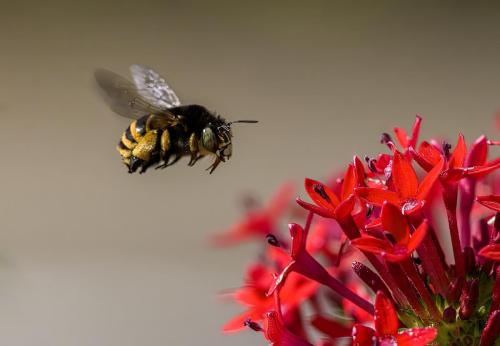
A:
[95,64,257,174]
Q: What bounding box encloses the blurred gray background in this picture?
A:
[0,1,498,345]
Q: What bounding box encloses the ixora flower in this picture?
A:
[217,116,499,345]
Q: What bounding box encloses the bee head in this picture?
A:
[201,117,257,161]
[217,119,258,160]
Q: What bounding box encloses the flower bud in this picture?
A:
[459,279,479,320]
[443,306,456,323]
[447,276,464,304]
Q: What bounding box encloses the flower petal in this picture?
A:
[405,220,429,254]
[396,327,438,346]
[416,141,442,169]
[392,151,419,199]
[351,236,393,256]
[394,127,409,149]
[352,324,376,345]
[374,291,399,336]
[264,311,313,346]
[466,135,488,167]
[341,164,356,201]
[311,315,352,338]
[448,134,466,169]
[416,157,444,201]
[381,202,409,244]
[289,223,306,258]
[353,156,366,186]
[296,198,336,218]
[305,178,340,209]
[355,187,401,206]
[477,195,500,212]
[478,244,500,261]
[334,195,356,220]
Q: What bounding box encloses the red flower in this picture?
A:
[262,293,313,346]
[356,150,444,215]
[411,134,499,182]
[351,202,428,262]
[296,163,359,220]
[222,256,318,332]
[393,115,422,152]
[352,291,438,346]
[476,194,500,212]
[210,183,294,246]
[268,217,374,315]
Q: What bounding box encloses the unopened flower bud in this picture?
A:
[459,279,479,320]
[443,306,456,323]
[447,276,464,304]
[463,247,476,273]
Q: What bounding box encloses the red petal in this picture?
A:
[477,195,500,212]
[374,291,399,336]
[351,236,393,255]
[341,164,356,201]
[392,151,419,199]
[416,157,444,201]
[355,187,401,206]
[353,156,366,186]
[478,244,500,261]
[466,135,488,166]
[381,202,409,244]
[396,327,438,346]
[405,220,429,254]
[264,311,312,345]
[352,324,376,345]
[448,134,466,169]
[334,195,356,220]
[311,315,352,338]
[289,223,306,258]
[394,127,409,149]
[409,115,422,148]
[304,178,340,209]
[417,141,441,169]
[464,160,500,179]
[296,198,336,218]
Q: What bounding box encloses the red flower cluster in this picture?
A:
[215,116,499,345]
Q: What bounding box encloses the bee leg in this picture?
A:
[188,154,203,166]
[206,156,222,174]
[129,156,143,173]
[156,154,181,169]
[139,160,155,174]
[166,154,182,166]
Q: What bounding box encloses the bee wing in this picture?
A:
[94,68,171,119]
[130,64,181,109]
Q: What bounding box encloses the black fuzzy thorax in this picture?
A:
[169,104,227,135]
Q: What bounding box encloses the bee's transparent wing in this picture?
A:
[94,68,170,119]
[130,64,181,109]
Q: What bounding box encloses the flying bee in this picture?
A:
[94,64,257,174]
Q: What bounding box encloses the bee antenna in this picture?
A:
[228,120,259,126]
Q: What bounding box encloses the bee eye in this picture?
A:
[201,127,217,152]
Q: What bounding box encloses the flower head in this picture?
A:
[218,116,500,345]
